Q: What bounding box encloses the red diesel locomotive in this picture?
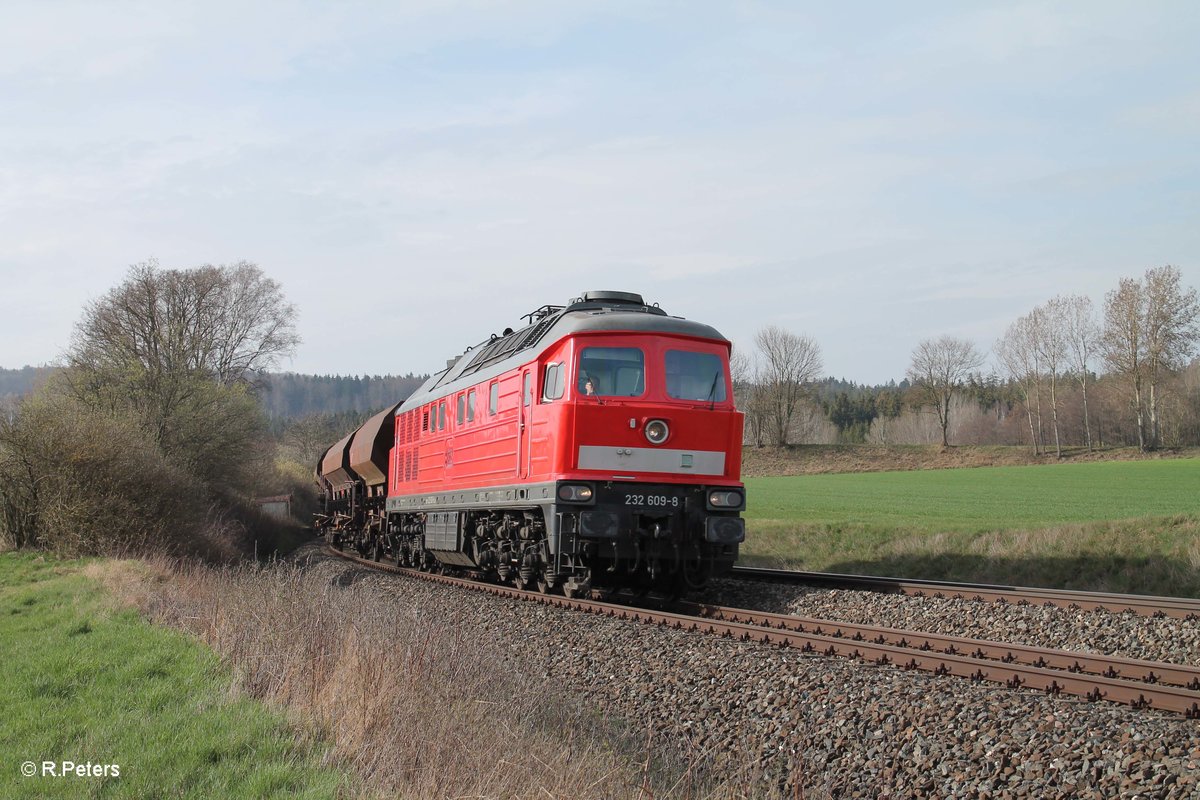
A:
[315,290,746,596]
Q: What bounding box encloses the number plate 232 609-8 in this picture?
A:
[623,494,680,508]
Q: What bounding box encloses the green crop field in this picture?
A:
[739,458,1200,596]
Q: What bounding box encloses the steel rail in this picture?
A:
[325,546,1200,717]
[678,602,1200,690]
[729,565,1200,619]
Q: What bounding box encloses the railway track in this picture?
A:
[730,565,1200,619]
[326,545,1200,717]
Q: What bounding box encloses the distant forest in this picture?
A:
[258,372,428,419]
[0,367,428,420]
[0,366,53,400]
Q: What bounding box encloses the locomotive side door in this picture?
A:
[518,369,532,478]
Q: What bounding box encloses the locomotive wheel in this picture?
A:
[371,539,382,562]
[536,574,553,594]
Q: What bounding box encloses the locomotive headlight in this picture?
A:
[707,489,744,509]
[644,419,670,445]
[558,483,594,503]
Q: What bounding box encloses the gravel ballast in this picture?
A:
[302,547,1200,799]
[703,577,1200,668]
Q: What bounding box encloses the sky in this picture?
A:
[1,1,1197,384]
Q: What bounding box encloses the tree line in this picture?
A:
[993,266,1199,453]
[261,372,428,421]
[1,367,428,423]
[735,266,1200,452]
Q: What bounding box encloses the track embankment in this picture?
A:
[318,543,1200,798]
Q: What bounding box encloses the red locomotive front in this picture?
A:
[321,291,745,596]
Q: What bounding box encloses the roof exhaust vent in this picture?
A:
[580,290,644,305]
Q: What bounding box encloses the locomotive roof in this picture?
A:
[399,292,728,411]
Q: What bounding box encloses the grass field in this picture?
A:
[0,553,351,799]
[740,458,1200,595]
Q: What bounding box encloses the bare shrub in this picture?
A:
[867,396,1013,446]
[788,400,837,445]
[0,391,249,559]
[867,407,939,445]
[0,392,186,555]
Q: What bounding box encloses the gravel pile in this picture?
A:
[300,548,1200,799]
[700,579,1200,667]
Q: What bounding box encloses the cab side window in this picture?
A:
[542,363,564,401]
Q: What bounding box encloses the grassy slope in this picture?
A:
[0,553,350,799]
[740,458,1200,595]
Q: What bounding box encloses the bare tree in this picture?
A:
[728,347,752,390]
[1103,267,1199,450]
[728,346,762,447]
[994,315,1042,454]
[71,260,299,387]
[63,260,299,487]
[1142,266,1200,449]
[1059,294,1099,451]
[1031,300,1068,458]
[1102,277,1147,449]
[284,414,347,469]
[753,326,823,447]
[906,335,984,447]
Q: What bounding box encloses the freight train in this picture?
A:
[314,290,746,596]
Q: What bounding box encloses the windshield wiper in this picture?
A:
[706,372,721,410]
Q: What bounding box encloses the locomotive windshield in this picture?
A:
[665,350,727,402]
[578,347,645,397]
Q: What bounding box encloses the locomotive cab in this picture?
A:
[547,328,746,592]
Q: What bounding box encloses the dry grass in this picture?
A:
[745,515,1200,596]
[102,555,775,800]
